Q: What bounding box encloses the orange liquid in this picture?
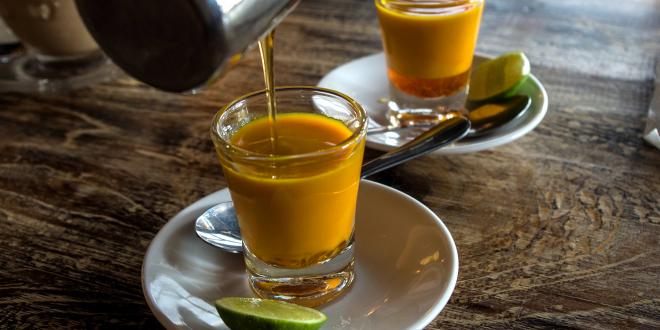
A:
[376,0,484,97]
[219,113,365,268]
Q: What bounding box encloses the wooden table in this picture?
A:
[1,0,658,328]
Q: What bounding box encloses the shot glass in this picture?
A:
[376,0,484,125]
[211,87,367,307]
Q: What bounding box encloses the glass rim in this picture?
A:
[375,0,483,16]
[210,85,367,162]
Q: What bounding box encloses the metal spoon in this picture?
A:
[196,96,530,252]
[197,115,469,252]
[366,95,531,138]
[196,96,531,252]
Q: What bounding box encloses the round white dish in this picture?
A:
[142,180,459,330]
[317,52,548,153]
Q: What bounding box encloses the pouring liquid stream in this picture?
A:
[258,31,278,155]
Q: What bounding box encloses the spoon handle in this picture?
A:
[367,124,434,135]
[360,116,471,178]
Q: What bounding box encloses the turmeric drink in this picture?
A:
[376,0,484,98]
[212,87,367,306]
[218,113,365,268]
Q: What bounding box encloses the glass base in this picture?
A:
[0,51,119,93]
[387,83,467,127]
[245,241,355,307]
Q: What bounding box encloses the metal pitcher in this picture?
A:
[75,0,300,92]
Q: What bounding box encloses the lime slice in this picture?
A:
[468,52,531,102]
[215,297,327,330]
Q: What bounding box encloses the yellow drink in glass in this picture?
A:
[376,0,484,116]
[211,87,367,306]
[222,113,364,268]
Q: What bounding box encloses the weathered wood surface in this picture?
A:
[1,0,659,328]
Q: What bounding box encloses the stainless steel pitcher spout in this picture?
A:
[75,0,300,92]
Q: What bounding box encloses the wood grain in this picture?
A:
[1,0,659,328]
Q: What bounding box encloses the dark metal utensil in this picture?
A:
[75,0,300,92]
[367,95,532,137]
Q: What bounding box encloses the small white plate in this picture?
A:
[318,53,548,153]
[142,180,458,330]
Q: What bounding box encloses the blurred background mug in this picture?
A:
[0,0,115,92]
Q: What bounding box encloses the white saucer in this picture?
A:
[142,180,458,330]
[318,53,548,153]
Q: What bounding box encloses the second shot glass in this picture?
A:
[376,0,484,125]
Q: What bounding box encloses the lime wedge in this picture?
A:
[468,52,531,102]
[215,297,327,330]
